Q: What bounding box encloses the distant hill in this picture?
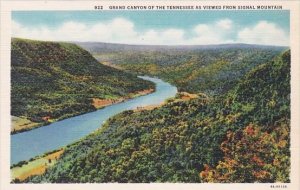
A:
[77,42,286,53]
[11,38,154,133]
[77,42,287,95]
[26,50,290,183]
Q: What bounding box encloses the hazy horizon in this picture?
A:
[12,37,289,48]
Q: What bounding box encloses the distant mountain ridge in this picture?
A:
[77,41,287,95]
[77,42,287,53]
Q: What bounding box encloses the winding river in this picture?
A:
[11,76,177,165]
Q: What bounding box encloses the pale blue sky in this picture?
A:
[12,11,290,46]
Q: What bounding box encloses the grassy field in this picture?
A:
[11,149,64,182]
[11,116,41,134]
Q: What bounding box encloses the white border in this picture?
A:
[1,1,299,190]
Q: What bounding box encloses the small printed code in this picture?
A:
[270,185,288,188]
[94,6,103,10]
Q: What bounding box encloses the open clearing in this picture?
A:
[11,149,64,181]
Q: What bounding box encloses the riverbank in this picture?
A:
[11,88,155,135]
[11,76,177,166]
[10,89,156,182]
[92,89,154,109]
[11,116,43,135]
[134,91,200,112]
[11,148,64,182]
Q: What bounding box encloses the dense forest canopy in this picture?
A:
[25,49,290,183]
[78,42,287,95]
[11,38,154,127]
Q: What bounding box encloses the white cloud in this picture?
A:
[216,19,233,30]
[12,18,289,46]
[12,18,138,43]
[194,24,212,35]
[189,19,235,45]
[237,21,289,46]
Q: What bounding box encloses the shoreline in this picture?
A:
[11,88,155,135]
[11,92,200,182]
[10,88,156,181]
[92,89,154,109]
[133,91,200,112]
[11,148,65,182]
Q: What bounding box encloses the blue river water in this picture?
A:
[11,76,177,165]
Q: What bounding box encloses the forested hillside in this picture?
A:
[79,43,286,95]
[26,50,290,183]
[11,38,154,133]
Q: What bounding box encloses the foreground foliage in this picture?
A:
[26,50,290,183]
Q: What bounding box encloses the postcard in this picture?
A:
[0,1,299,190]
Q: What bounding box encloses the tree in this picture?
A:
[200,120,290,183]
